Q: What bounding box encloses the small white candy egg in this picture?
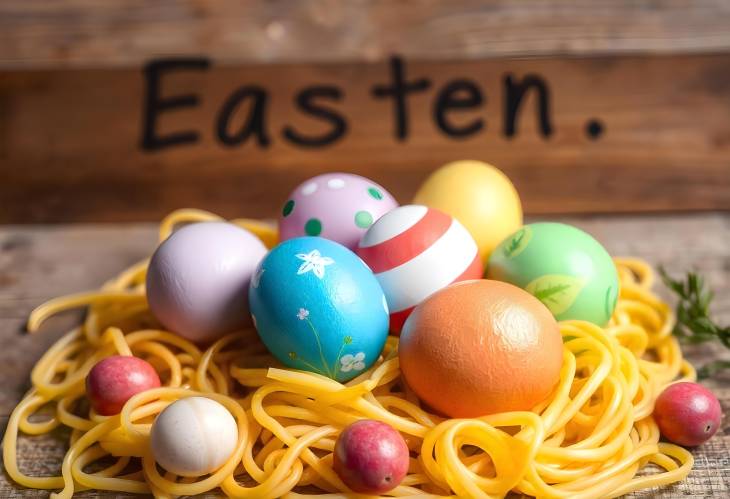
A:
[150,397,238,477]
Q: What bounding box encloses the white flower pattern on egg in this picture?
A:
[296,250,334,279]
[297,308,309,320]
[340,352,366,372]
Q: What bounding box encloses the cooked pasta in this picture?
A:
[2,209,695,498]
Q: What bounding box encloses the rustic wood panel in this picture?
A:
[2,0,730,69]
[0,213,729,497]
[2,54,730,223]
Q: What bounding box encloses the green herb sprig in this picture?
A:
[659,267,730,379]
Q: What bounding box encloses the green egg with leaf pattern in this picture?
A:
[486,222,619,326]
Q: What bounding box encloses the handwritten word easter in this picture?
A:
[140,56,601,152]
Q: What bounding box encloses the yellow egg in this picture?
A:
[413,160,523,263]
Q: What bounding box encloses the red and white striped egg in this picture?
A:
[356,205,483,333]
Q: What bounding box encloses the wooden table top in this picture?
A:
[1,213,728,498]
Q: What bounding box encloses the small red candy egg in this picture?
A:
[86,355,161,415]
[654,382,722,447]
[333,419,409,494]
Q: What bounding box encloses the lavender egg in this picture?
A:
[146,222,268,343]
[279,173,398,250]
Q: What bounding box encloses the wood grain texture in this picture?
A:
[2,54,730,223]
[3,0,730,69]
[0,213,729,497]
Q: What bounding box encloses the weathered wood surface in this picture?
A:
[3,0,730,68]
[3,1,730,224]
[0,213,729,497]
[2,54,730,224]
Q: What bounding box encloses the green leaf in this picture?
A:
[526,274,586,316]
[660,266,730,378]
[503,227,532,259]
[343,336,352,345]
[604,285,618,319]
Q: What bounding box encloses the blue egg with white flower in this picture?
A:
[249,236,390,382]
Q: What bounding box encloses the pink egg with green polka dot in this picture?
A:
[279,173,398,250]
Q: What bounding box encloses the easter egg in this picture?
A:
[146,222,267,343]
[653,382,722,447]
[413,160,523,263]
[356,205,482,333]
[486,222,619,326]
[399,280,563,418]
[86,356,161,415]
[334,420,410,494]
[150,396,238,477]
[249,237,389,382]
[279,173,398,250]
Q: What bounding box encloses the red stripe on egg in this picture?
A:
[388,251,482,335]
[356,208,452,274]
[451,251,484,283]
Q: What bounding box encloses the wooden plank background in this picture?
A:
[3,0,730,67]
[1,1,730,223]
[1,53,730,223]
[1,213,729,497]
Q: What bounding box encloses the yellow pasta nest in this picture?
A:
[3,209,696,498]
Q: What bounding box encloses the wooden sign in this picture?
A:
[1,53,729,223]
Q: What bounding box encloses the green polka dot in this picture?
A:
[304,218,322,236]
[355,211,373,228]
[368,187,383,200]
[282,200,295,217]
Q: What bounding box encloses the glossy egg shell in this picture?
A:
[85,355,161,415]
[333,420,410,494]
[399,279,563,418]
[279,173,398,250]
[356,205,482,333]
[146,222,268,343]
[150,396,238,477]
[249,237,389,382]
[413,160,523,264]
[653,382,722,447]
[486,222,619,326]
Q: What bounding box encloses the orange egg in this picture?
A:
[399,279,563,418]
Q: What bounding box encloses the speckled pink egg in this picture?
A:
[146,222,267,344]
[279,173,398,250]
